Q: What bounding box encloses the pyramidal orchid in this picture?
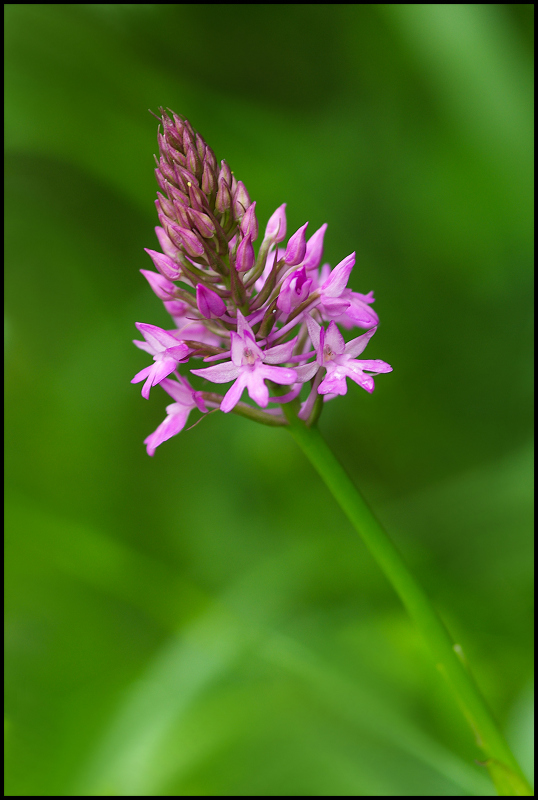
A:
[128,109,533,796]
[132,108,391,452]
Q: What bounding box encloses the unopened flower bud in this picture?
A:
[163,120,183,155]
[189,208,216,239]
[187,181,206,211]
[166,182,189,207]
[277,266,312,313]
[186,145,203,181]
[157,156,176,186]
[195,133,206,161]
[144,248,181,280]
[240,201,259,241]
[181,125,194,155]
[169,224,206,259]
[235,234,255,272]
[201,162,216,196]
[156,192,175,220]
[233,181,251,219]
[172,166,189,194]
[182,117,195,140]
[172,201,190,228]
[157,131,172,164]
[196,283,226,318]
[302,223,327,271]
[284,222,308,266]
[204,146,217,175]
[154,166,168,194]
[215,177,232,213]
[230,173,238,198]
[175,164,198,188]
[264,203,287,243]
[219,160,232,187]
[140,269,177,301]
[155,226,177,259]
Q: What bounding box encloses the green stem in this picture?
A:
[281,405,533,797]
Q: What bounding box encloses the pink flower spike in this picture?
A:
[140,270,177,301]
[196,283,226,318]
[284,222,308,266]
[264,203,287,244]
[235,234,255,272]
[302,223,328,271]
[144,248,181,281]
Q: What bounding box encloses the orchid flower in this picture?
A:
[191,312,297,412]
[131,322,190,399]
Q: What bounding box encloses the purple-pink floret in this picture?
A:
[132,109,392,453]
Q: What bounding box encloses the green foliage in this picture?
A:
[5,4,533,796]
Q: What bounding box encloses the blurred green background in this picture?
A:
[5,4,533,796]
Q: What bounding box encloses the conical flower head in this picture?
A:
[152,109,250,273]
[132,109,392,454]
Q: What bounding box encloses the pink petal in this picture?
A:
[135,322,183,352]
[160,377,197,404]
[131,365,152,385]
[294,362,319,383]
[325,321,345,355]
[140,270,177,301]
[191,361,241,384]
[320,253,355,297]
[344,294,379,328]
[318,372,348,396]
[260,364,297,385]
[303,223,328,271]
[345,369,375,393]
[220,373,248,412]
[230,331,246,366]
[154,226,177,259]
[343,327,377,358]
[144,407,190,456]
[353,359,393,374]
[263,336,298,364]
[235,310,254,340]
[320,296,351,317]
[264,203,287,244]
[245,370,270,407]
[305,314,322,352]
[133,339,156,356]
[150,358,179,386]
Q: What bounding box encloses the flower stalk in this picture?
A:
[281,402,533,797]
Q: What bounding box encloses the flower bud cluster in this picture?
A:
[132,110,392,455]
